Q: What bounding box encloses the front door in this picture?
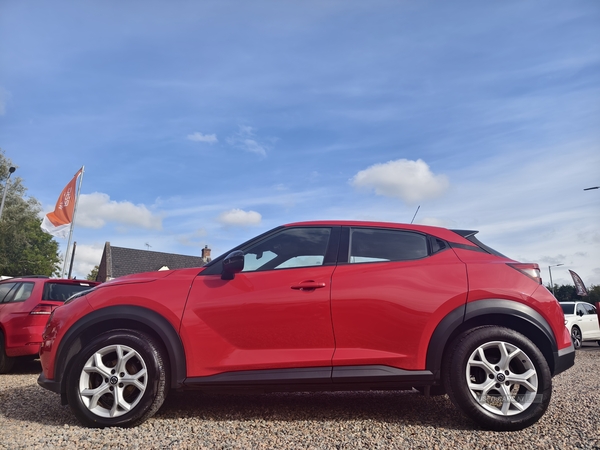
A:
[181,227,338,377]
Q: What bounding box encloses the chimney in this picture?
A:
[201,245,211,263]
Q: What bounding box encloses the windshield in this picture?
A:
[560,303,575,315]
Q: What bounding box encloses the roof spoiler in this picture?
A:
[450,229,479,239]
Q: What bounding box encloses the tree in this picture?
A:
[0,149,61,276]
[87,265,99,281]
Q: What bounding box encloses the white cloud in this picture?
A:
[217,208,262,227]
[71,243,104,280]
[351,159,449,204]
[226,125,268,157]
[77,192,163,230]
[187,132,218,144]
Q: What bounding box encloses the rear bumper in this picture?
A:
[553,343,575,376]
[37,373,61,395]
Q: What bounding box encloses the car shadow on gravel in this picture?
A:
[1,383,476,430]
[155,389,476,430]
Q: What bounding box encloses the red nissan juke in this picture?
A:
[37,221,574,430]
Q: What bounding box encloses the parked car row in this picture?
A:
[26,221,575,431]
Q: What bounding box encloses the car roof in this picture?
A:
[0,277,99,285]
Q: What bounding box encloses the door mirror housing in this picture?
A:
[221,250,245,280]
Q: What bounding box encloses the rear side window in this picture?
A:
[349,228,428,263]
[42,283,95,302]
[560,303,574,315]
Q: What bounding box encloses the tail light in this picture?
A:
[507,263,542,284]
[30,304,57,315]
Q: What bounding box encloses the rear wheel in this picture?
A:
[443,326,551,431]
[571,327,582,349]
[0,332,15,374]
[66,329,168,427]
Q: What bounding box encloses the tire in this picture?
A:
[66,329,168,428]
[442,326,552,431]
[0,332,16,374]
[571,327,582,349]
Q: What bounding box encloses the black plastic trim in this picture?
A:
[448,242,487,253]
[52,305,186,394]
[553,344,575,376]
[184,365,435,391]
[332,365,433,383]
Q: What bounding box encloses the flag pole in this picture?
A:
[61,166,85,278]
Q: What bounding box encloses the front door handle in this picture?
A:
[291,281,326,291]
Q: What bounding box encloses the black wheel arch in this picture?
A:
[54,305,186,399]
[426,299,559,379]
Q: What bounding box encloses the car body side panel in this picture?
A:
[330,249,468,370]
[451,249,572,351]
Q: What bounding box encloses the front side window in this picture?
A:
[349,228,428,263]
[242,227,331,272]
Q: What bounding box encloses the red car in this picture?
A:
[37,221,574,430]
[0,276,100,373]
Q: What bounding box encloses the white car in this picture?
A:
[560,302,600,349]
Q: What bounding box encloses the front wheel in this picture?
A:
[443,326,552,431]
[66,329,168,427]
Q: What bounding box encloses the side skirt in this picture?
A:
[183,365,435,393]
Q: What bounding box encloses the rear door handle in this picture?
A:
[291,281,326,291]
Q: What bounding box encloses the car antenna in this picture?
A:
[410,205,420,224]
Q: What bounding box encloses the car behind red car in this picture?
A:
[0,276,100,373]
[37,221,574,430]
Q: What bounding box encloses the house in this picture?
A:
[96,243,212,282]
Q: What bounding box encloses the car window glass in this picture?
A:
[349,229,428,263]
[10,282,35,302]
[42,283,95,302]
[560,303,574,315]
[576,304,586,315]
[0,282,18,303]
[242,228,331,272]
[584,303,596,315]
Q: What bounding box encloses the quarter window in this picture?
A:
[349,228,428,263]
[242,227,331,272]
[10,282,34,302]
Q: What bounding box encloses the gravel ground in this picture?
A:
[1,345,599,449]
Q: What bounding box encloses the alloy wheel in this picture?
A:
[78,344,148,418]
[466,340,538,416]
[571,328,582,349]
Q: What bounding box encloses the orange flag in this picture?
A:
[40,168,83,238]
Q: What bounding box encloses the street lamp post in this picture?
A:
[548,263,564,296]
[0,167,16,221]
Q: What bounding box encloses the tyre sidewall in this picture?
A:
[444,326,552,431]
[66,330,165,428]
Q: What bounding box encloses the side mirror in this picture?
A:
[221,250,244,280]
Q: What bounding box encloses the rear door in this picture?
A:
[330,227,468,371]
